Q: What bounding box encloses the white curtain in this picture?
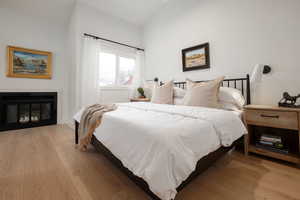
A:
[76,36,102,109]
[130,50,145,98]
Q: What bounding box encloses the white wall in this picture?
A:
[0,8,69,123]
[68,2,143,119]
[143,0,300,105]
[75,2,142,48]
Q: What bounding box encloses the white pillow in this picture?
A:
[151,81,174,104]
[183,76,224,108]
[173,87,186,105]
[219,87,245,110]
[174,97,184,105]
[173,87,186,98]
[220,102,241,111]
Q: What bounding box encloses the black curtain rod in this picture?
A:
[84,33,144,51]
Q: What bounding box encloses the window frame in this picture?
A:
[99,48,136,89]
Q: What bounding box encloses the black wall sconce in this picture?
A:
[263,65,271,74]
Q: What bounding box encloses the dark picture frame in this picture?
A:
[182,43,210,72]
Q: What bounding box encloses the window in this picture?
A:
[119,57,135,85]
[99,52,135,87]
[99,52,116,86]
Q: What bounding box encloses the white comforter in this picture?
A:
[74,103,247,200]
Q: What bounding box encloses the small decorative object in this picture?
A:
[19,115,30,123]
[31,115,40,122]
[19,116,25,123]
[182,43,210,72]
[137,87,146,98]
[278,92,300,108]
[7,46,52,79]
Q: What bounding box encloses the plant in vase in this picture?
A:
[137,87,146,98]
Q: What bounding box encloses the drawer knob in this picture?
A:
[260,114,279,119]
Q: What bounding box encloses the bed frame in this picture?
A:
[74,75,251,200]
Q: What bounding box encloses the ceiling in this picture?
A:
[78,0,169,26]
[0,0,170,26]
[0,0,76,26]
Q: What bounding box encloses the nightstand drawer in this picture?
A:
[246,110,298,130]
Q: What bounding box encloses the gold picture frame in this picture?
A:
[7,46,52,79]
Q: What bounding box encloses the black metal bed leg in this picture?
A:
[75,121,79,145]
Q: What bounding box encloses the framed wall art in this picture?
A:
[7,46,52,79]
[182,43,210,72]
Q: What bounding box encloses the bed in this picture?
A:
[74,75,251,200]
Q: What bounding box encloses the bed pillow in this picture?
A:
[219,87,245,110]
[174,97,184,105]
[183,76,225,108]
[173,87,186,105]
[151,81,174,104]
[173,87,186,98]
[220,102,241,111]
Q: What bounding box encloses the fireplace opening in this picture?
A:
[0,92,57,131]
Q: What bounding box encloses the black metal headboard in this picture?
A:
[160,74,251,105]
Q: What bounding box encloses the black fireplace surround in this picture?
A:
[0,92,57,131]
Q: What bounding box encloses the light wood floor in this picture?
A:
[0,125,300,200]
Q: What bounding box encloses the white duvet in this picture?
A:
[74,103,247,200]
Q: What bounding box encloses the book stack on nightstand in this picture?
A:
[256,134,288,154]
[244,105,300,165]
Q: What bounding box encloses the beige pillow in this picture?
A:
[151,81,174,104]
[183,76,225,108]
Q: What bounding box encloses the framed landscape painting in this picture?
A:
[182,43,210,72]
[7,46,52,79]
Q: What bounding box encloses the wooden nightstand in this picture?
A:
[130,98,150,102]
[244,105,300,164]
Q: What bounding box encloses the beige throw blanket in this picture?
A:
[78,104,117,151]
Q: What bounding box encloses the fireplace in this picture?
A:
[0,92,57,131]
